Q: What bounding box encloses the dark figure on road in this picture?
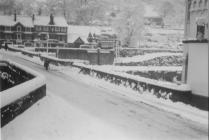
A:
[0,42,2,50]
[44,60,50,70]
[5,43,8,51]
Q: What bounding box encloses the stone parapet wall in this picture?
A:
[0,61,46,127]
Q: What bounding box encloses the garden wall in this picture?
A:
[35,48,114,65]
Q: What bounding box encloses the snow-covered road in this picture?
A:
[1,51,208,140]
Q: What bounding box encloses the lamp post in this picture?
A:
[46,33,49,55]
[114,40,121,65]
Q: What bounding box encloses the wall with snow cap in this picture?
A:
[57,48,115,65]
[1,60,46,127]
[35,47,114,65]
[1,60,46,108]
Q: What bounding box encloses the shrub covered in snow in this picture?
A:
[127,71,182,83]
[117,55,183,66]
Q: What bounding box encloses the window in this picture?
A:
[43,26,49,32]
[55,27,60,32]
[17,34,22,40]
[5,35,12,39]
[36,26,42,31]
[205,0,208,7]
[17,26,22,32]
[5,26,11,31]
[199,0,202,8]
[58,35,61,41]
[62,36,66,42]
[196,25,205,40]
[60,27,64,32]
[25,27,31,32]
[51,27,55,32]
[25,35,32,40]
[193,0,197,9]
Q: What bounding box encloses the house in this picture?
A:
[182,0,208,110]
[0,13,68,47]
[94,34,117,49]
[67,25,116,49]
[67,25,100,47]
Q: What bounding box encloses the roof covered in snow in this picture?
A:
[0,15,34,27]
[0,15,67,27]
[34,16,68,27]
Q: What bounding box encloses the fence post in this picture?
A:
[97,48,100,65]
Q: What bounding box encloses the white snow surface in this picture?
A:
[1,92,131,140]
[116,52,183,63]
[144,4,159,18]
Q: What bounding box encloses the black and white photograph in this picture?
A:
[0,0,208,139]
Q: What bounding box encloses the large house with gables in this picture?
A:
[0,13,68,46]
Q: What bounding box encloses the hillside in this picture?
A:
[105,0,185,27]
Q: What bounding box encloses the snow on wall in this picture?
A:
[21,49,39,56]
[41,54,88,63]
[81,65,183,73]
[0,60,46,108]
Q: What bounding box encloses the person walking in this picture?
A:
[44,60,50,70]
[5,43,8,51]
[0,42,2,50]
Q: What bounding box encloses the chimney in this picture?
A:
[49,14,54,25]
[14,11,17,22]
[32,14,35,22]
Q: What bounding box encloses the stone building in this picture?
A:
[182,0,208,109]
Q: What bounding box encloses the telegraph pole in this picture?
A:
[114,40,120,64]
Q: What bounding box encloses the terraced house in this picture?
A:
[0,13,68,46]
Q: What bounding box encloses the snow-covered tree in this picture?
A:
[158,1,175,19]
[112,2,145,48]
[69,0,107,25]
